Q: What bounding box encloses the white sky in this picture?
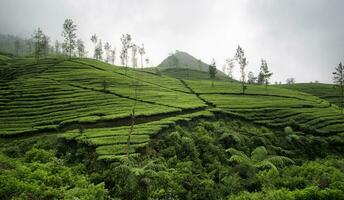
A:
[1,0,343,83]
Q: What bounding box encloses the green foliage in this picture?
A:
[0,137,108,199]
[228,146,294,174]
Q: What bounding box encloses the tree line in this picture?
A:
[208,46,344,113]
[3,19,150,68]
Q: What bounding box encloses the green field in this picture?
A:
[277,83,343,107]
[1,55,344,199]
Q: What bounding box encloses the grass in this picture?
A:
[62,110,214,159]
[0,57,207,136]
[1,54,343,160]
[277,83,343,106]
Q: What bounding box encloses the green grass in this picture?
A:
[277,83,343,106]
[0,57,207,137]
[1,56,343,160]
[62,110,213,159]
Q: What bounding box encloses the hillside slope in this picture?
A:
[156,50,230,80]
[0,56,343,161]
[1,56,344,199]
[277,83,343,107]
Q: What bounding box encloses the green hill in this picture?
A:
[155,50,230,80]
[1,55,344,199]
[277,83,343,107]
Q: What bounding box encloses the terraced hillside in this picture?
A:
[184,80,344,137]
[1,56,343,161]
[277,83,343,107]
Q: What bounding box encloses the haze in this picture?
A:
[1,0,343,83]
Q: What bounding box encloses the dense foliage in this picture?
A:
[0,137,108,199]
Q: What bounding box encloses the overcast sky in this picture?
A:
[1,0,343,83]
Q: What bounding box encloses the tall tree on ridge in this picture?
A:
[54,40,60,54]
[333,62,344,114]
[145,58,150,68]
[110,48,116,64]
[94,39,103,60]
[32,28,48,61]
[131,43,138,68]
[104,42,111,63]
[235,45,248,94]
[260,59,273,88]
[76,39,85,58]
[209,58,217,87]
[226,58,235,81]
[247,71,257,84]
[120,33,132,74]
[90,34,98,59]
[62,18,77,59]
[138,43,145,69]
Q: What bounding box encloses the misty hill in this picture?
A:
[156,51,230,80]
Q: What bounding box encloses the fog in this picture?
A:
[1,0,343,83]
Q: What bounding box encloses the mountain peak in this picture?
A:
[158,50,209,72]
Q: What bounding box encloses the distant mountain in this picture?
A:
[156,50,230,80]
[158,51,210,71]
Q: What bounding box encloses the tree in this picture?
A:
[41,34,49,58]
[54,40,60,54]
[14,39,20,56]
[333,62,344,114]
[32,28,49,61]
[257,72,264,85]
[225,58,235,81]
[62,19,77,59]
[94,39,103,60]
[227,146,294,173]
[120,33,132,74]
[286,78,295,84]
[138,44,145,69]
[247,72,257,84]
[104,42,111,63]
[131,44,138,68]
[90,34,98,59]
[145,58,150,68]
[235,45,248,94]
[76,39,85,58]
[209,58,217,87]
[260,59,273,88]
[110,48,116,64]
